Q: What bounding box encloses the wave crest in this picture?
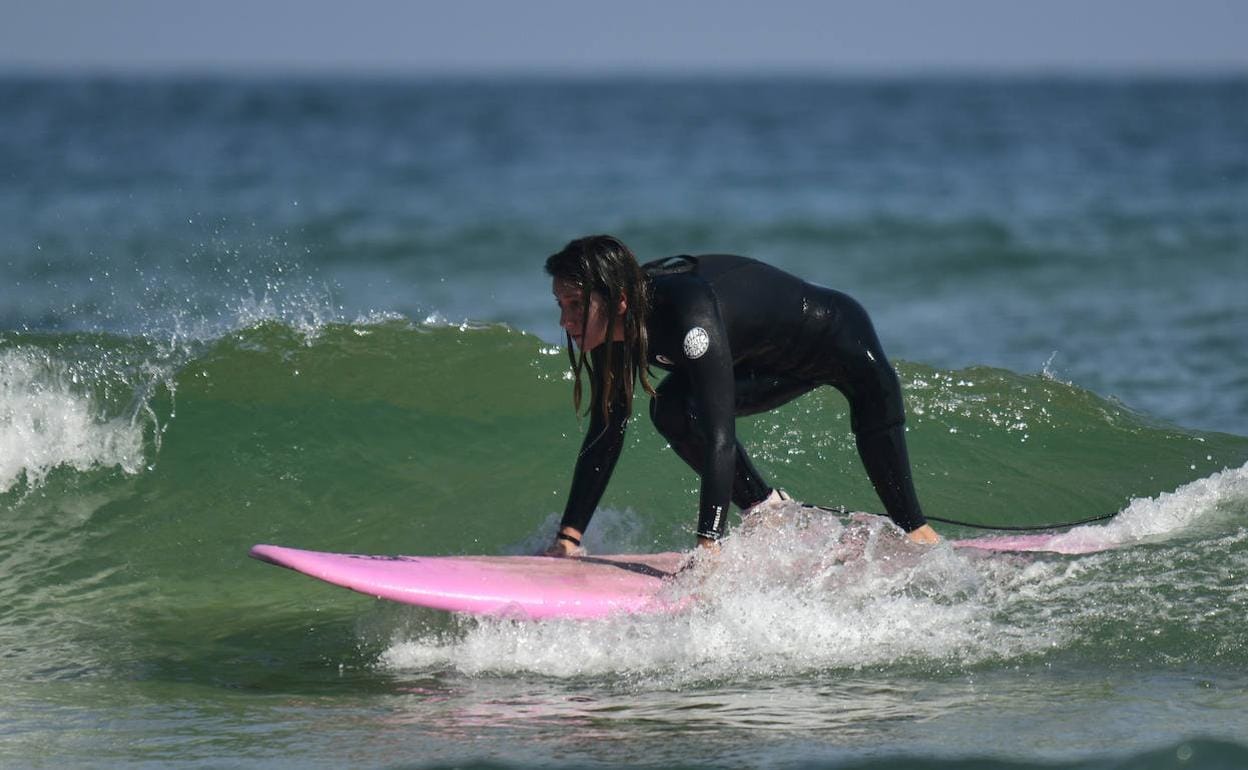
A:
[0,347,149,493]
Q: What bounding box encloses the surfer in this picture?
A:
[544,235,940,556]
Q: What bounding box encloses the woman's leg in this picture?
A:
[650,371,813,509]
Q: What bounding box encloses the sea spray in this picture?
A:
[0,344,152,493]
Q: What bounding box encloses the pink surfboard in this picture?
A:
[250,544,687,620]
[251,531,1112,620]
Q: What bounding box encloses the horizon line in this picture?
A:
[3,60,1246,80]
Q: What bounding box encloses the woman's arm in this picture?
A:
[676,304,737,544]
[548,344,632,555]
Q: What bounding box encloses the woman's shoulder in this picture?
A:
[649,263,710,300]
[641,255,698,278]
[647,270,722,338]
[642,253,762,275]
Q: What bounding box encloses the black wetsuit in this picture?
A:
[560,254,926,540]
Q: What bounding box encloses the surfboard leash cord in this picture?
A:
[804,503,1120,532]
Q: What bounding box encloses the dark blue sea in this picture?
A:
[1,75,1247,768]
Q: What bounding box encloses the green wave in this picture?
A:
[5,318,1246,550]
[2,319,1247,691]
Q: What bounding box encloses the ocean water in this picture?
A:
[1,75,1247,769]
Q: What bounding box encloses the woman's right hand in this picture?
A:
[543,528,586,557]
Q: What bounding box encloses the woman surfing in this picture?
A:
[544,235,940,556]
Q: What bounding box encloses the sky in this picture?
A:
[2,0,1246,76]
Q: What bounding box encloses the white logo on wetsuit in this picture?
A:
[683,327,710,359]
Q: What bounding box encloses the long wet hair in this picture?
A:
[545,235,656,420]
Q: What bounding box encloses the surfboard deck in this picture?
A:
[250,544,687,620]
[251,530,1111,620]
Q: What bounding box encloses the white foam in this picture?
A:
[0,349,146,493]
[380,510,1063,682]
[380,465,1248,682]
[1034,460,1248,553]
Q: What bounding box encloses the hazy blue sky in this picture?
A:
[2,0,1246,75]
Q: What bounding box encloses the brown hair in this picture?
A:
[545,235,656,420]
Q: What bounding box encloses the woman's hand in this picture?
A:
[543,527,586,557]
[906,524,941,545]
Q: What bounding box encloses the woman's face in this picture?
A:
[553,278,611,351]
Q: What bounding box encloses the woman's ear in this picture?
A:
[616,294,629,317]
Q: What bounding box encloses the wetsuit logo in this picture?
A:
[683,327,710,359]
